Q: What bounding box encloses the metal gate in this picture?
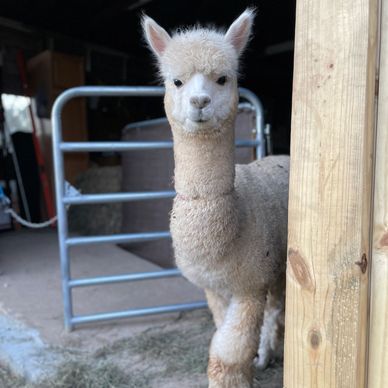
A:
[52,86,267,331]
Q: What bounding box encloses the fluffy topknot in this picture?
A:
[142,9,255,81]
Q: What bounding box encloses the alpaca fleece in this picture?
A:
[143,9,289,387]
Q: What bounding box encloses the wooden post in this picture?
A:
[284,0,379,387]
[368,0,388,386]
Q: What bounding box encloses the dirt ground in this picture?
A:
[0,230,282,387]
[0,309,283,388]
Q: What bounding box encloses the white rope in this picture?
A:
[4,208,57,228]
[1,181,78,229]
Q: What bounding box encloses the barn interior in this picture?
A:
[0,0,295,143]
[0,1,295,385]
[0,0,295,249]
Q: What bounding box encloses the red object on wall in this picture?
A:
[16,50,56,222]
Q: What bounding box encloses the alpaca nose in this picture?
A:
[190,95,211,109]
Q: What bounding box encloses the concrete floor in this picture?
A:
[0,229,205,381]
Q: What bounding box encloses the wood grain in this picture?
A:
[283,0,379,387]
[368,0,388,386]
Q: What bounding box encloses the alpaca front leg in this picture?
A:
[205,289,229,329]
[207,293,266,388]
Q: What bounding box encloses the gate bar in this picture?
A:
[66,231,170,246]
[60,139,260,152]
[71,301,209,326]
[61,141,173,152]
[69,268,181,288]
[63,191,175,205]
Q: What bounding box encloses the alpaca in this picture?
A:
[142,9,289,387]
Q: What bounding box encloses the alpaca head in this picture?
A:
[142,9,255,136]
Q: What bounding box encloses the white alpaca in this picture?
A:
[142,9,288,387]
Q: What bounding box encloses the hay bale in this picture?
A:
[68,166,122,236]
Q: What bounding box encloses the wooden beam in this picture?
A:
[368,0,388,386]
[284,0,379,387]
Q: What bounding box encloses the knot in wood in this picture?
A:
[308,328,322,350]
[355,253,367,274]
[288,248,314,291]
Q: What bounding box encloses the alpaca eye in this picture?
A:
[173,79,183,87]
[216,76,227,85]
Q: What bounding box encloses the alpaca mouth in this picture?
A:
[187,116,210,125]
[189,110,211,124]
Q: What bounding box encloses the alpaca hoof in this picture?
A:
[208,377,252,388]
[253,353,270,371]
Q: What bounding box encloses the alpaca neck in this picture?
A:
[170,121,240,266]
[172,126,235,199]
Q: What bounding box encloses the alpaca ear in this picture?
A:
[225,8,256,55]
[142,15,171,57]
